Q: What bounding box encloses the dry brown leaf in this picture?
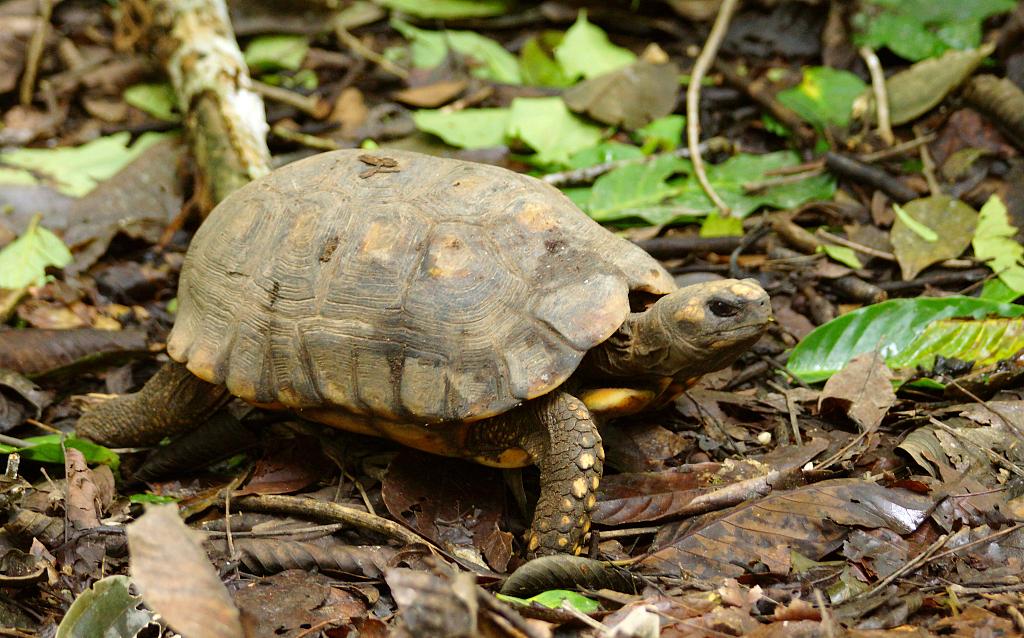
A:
[127,505,244,638]
[64,447,101,530]
[641,479,935,580]
[819,352,895,432]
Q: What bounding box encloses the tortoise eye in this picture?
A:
[708,298,741,317]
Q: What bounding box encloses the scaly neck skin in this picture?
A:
[581,308,702,380]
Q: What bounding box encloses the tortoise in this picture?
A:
[77,149,771,555]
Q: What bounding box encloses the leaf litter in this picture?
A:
[2,1,1024,636]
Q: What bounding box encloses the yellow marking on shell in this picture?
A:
[573,545,582,555]
[516,202,557,231]
[561,498,574,511]
[557,537,569,547]
[731,281,764,299]
[566,401,579,411]
[586,495,597,509]
[582,520,591,533]
[360,220,396,259]
[528,535,539,551]
[185,355,219,386]
[571,478,588,498]
[590,477,600,490]
[560,515,572,527]
[426,234,473,278]
[574,409,588,420]
[673,299,706,324]
[578,453,595,470]
[596,446,606,461]
[537,520,550,532]
[579,387,656,417]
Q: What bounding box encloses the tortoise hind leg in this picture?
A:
[77,361,230,446]
[466,392,604,555]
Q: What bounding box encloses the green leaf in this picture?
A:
[854,0,1015,61]
[700,212,744,237]
[507,97,604,165]
[375,0,510,18]
[391,19,521,84]
[554,10,636,81]
[0,215,72,289]
[244,35,309,72]
[635,114,685,152]
[0,131,172,197]
[887,316,1024,370]
[669,151,836,220]
[787,297,1024,383]
[586,155,691,222]
[582,151,835,224]
[56,575,154,638]
[497,589,600,613]
[520,33,573,88]
[123,83,179,122]
[6,434,120,472]
[818,244,863,269]
[777,67,867,129]
[564,141,644,169]
[412,108,510,149]
[129,493,179,504]
[973,195,1024,293]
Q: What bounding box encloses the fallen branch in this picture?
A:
[148,0,272,212]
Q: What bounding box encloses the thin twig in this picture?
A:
[595,525,662,540]
[203,523,345,539]
[334,22,409,79]
[270,123,342,150]
[19,0,52,106]
[686,0,740,216]
[743,168,826,193]
[927,522,1024,564]
[233,493,431,548]
[915,124,941,195]
[859,46,893,145]
[928,417,1024,478]
[858,133,936,163]
[252,80,329,118]
[815,228,897,261]
[0,434,33,448]
[857,533,949,599]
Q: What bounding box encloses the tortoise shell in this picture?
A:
[167,149,676,423]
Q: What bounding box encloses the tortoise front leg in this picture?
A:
[77,361,230,446]
[467,392,604,555]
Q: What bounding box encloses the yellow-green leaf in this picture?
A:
[973,194,1024,293]
[0,215,72,289]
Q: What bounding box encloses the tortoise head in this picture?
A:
[650,278,771,379]
[584,278,771,381]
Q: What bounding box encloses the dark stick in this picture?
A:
[878,269,992,293]
[824,152,919,203]
[633,235,743,259]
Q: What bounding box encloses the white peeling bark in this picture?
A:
[150,0,271,211]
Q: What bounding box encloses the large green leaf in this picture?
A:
[391,19,521,84]
[0,215,72,289]
[507,97,604,165]
[554,10,636,81]
[412,108,510,149]
[123,83,179,122]
[0,131,173,197]
[788,297,1024,383]
[887,316,1024,370]
[519,33,573,88]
